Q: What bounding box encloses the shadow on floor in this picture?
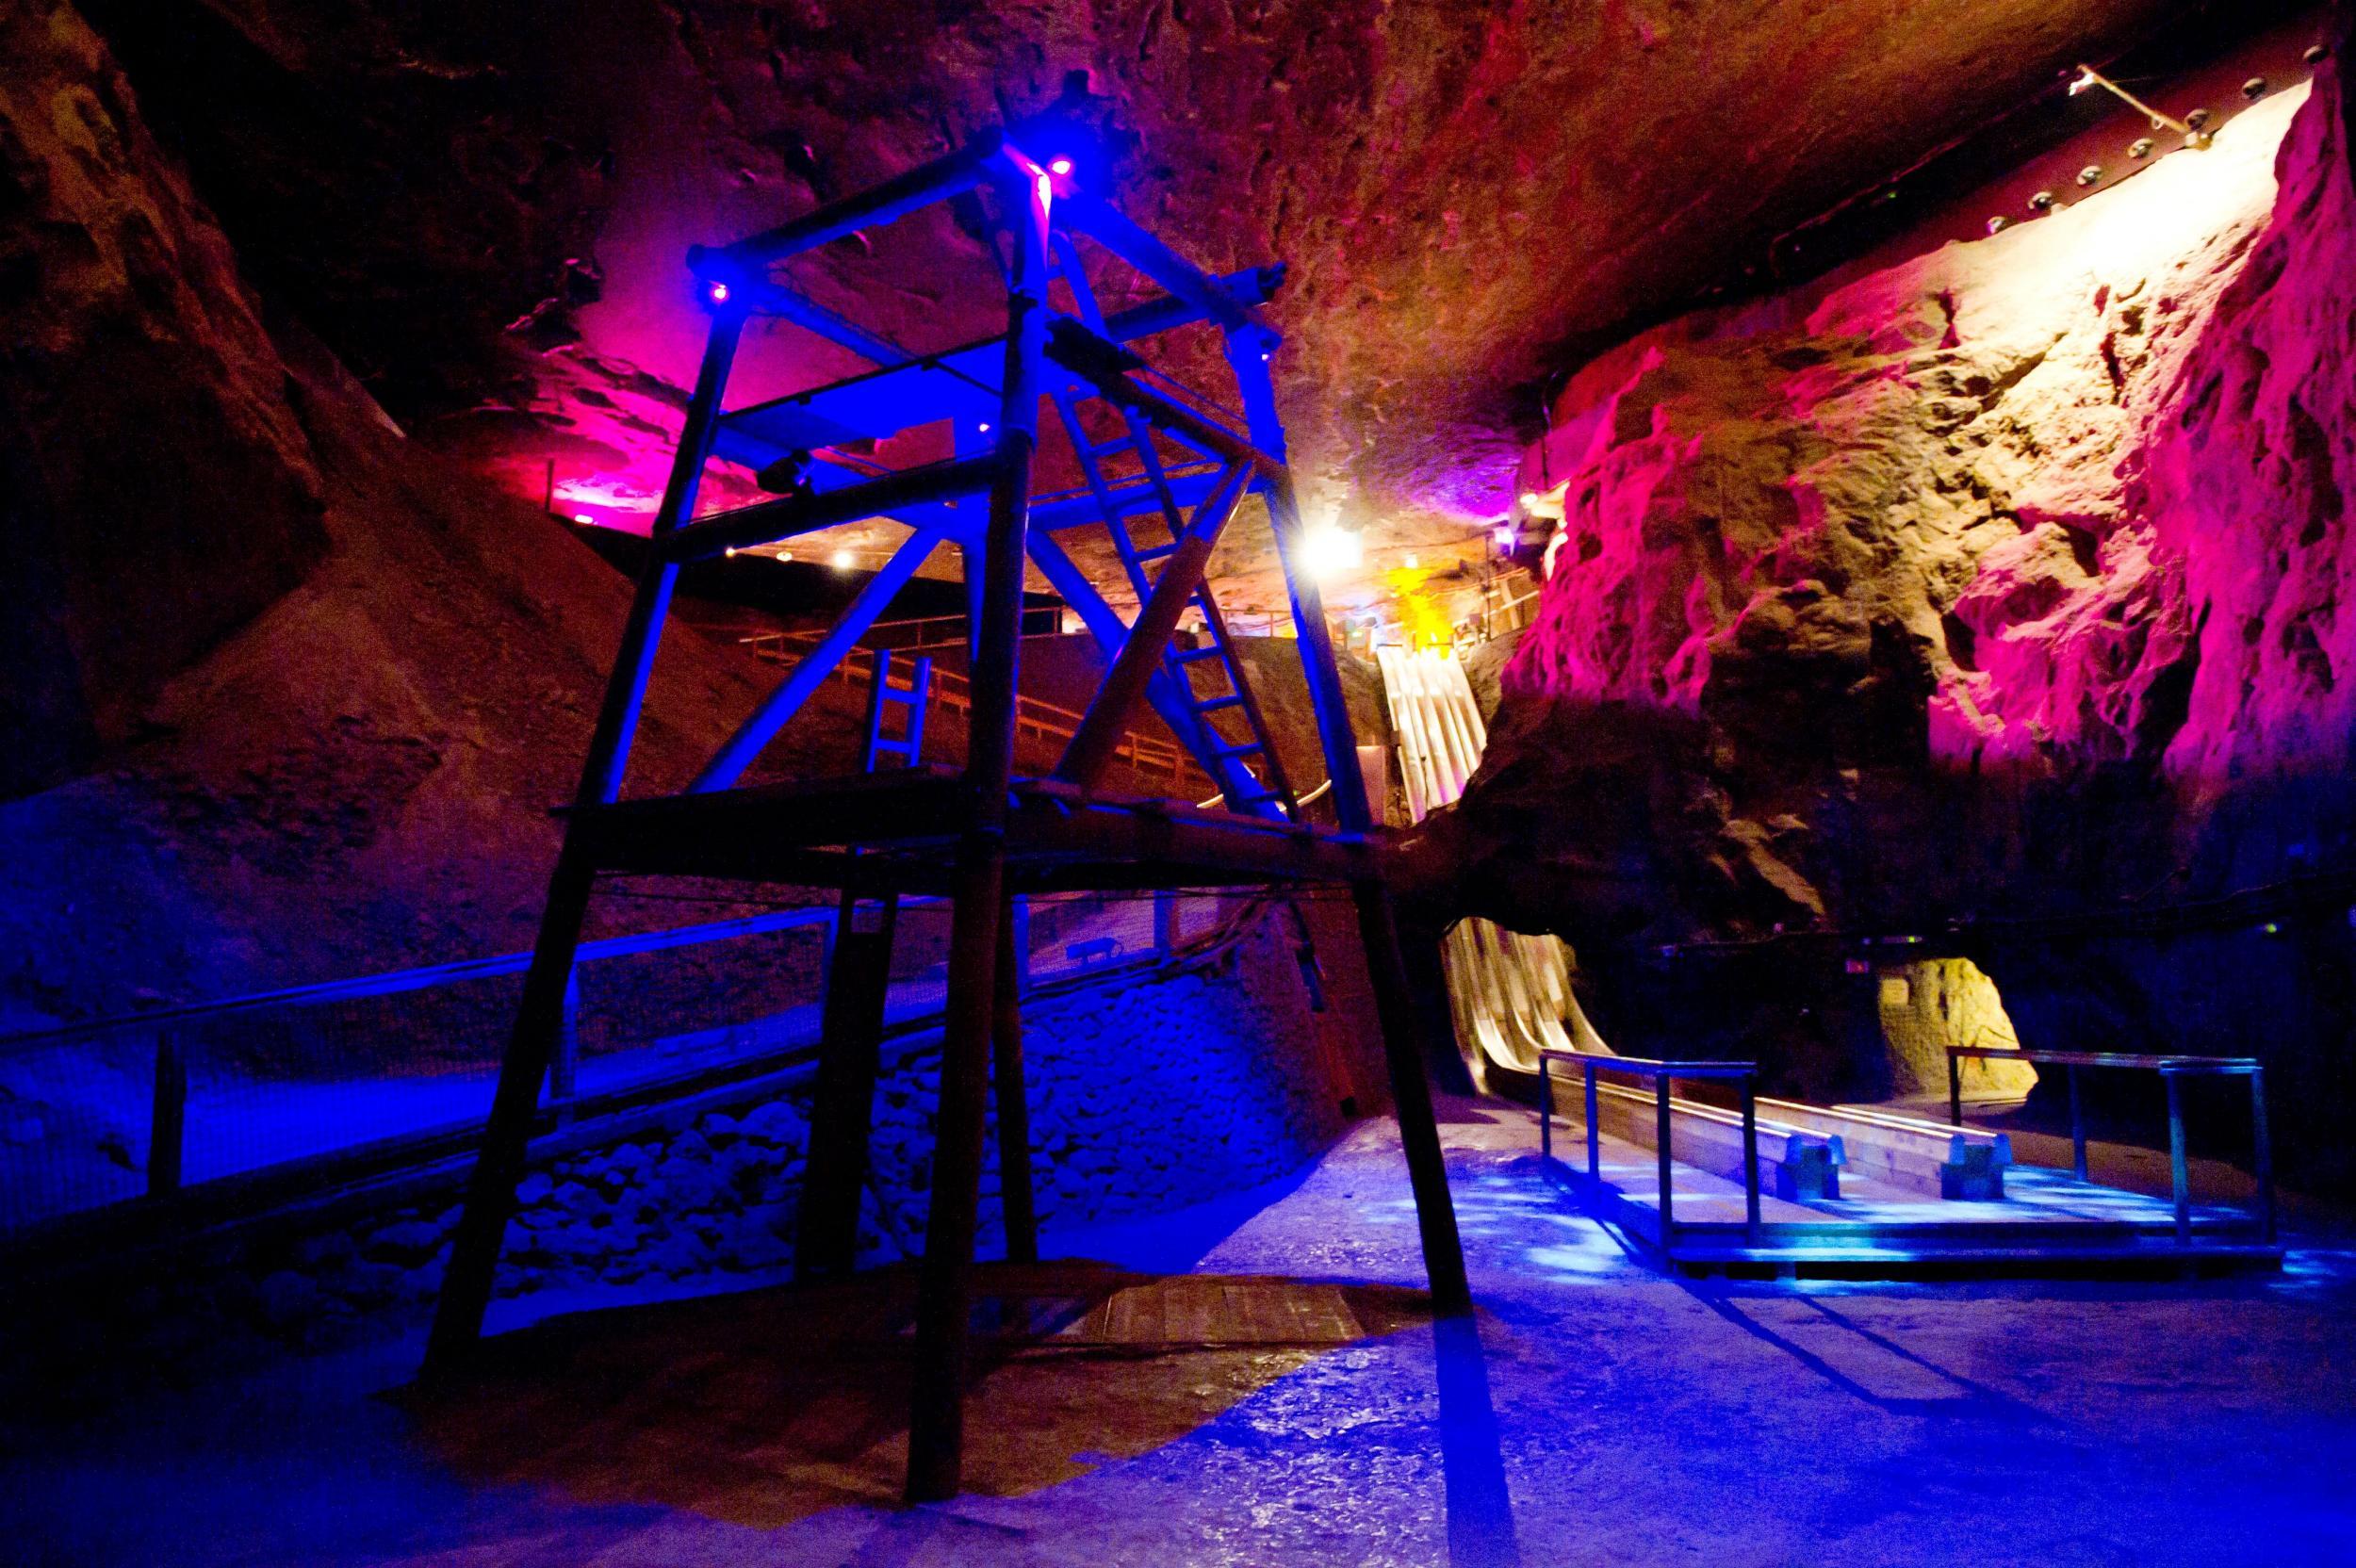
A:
[399,1259,1439,1529]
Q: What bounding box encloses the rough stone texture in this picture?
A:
[3,903,1368,1395]
[67,0,2180,564]
[0,2,327,794]
[1413,53,2356,1182]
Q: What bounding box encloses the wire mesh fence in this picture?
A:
[0,890,1247,1239]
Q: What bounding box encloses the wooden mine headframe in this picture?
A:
[420,129,1469,1502]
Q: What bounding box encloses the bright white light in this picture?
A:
[978,421,992,433]
[1299,525,1363,580]
[2069,66,2097,96]
[1403,551,1420,569]
[1493,524,1515,549]
[777,550,793,563]
[1048,155,1074,176]
[571,513,594,525]
[830,548,857,571]
[724,546,739,557]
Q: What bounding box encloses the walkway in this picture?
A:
[5,1105,2353,1565]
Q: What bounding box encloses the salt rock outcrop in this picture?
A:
[0,1,326,794]
[1415,49,2355,1178]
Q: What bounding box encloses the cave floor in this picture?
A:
[6,1104,2356,1566]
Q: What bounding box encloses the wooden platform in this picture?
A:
[563,767,1376,893]
[1546,1134,2284,1278]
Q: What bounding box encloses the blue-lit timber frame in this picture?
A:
[420,130,1470,1503]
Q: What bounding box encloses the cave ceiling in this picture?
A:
[86,0,2192,613]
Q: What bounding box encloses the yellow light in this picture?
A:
[724,546,738,558]
[830,549,856,571]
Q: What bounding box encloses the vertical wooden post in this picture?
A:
[993,894,1038,1265]
[147,1029,186,1197]
[1538,1054,1551,1163]
[906,163,1048,1505]
[1351,879,1470,1314]
[2069,1064,2088,1182]
[549,971,581,1126]
[2251,1066,2275,1244]
[1584,1061,1599,1181]
[425,301,744,1378]
[797,891,899,1280]
[1153,887,1178,958]
[1741,1077,1761,1243]
[2167,1071,2191,1250]
[1655,1075,1676,1249]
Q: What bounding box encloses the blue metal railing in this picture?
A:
[0,889,1228,1237]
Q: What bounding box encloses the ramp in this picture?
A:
[1374,646,1605,1087]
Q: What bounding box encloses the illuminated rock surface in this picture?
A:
[1417,62,2354,1177]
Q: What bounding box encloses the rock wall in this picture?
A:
[0,3,327,793]
[1415,41,2356,1183]
[6,902,1368,1398]
[59,0,2184,554]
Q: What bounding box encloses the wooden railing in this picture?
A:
[738,629,1210,788]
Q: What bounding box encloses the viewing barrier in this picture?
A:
[0,889,1238,1241]
[1947,1045,2275,1245]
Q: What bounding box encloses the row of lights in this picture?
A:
[1988,53,2324,236]
[719,543,860,571]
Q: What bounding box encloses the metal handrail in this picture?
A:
[1537,1048,1762,1244]
[0,906,841,1052]
[1944,1045,2273,1245]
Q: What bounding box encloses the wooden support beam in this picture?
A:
[424,851,597,1372]
[662,453,999,563]
[712,136,1001,267]
[795,892,898,1280]
[1051,465,1250,791]
[906,166,1051,1506]
[426,302,747,1377]
[1352,879,1471,1314]
[692,531,938,792]
[993,894,1038,1265]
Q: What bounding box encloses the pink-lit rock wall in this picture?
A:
[1418,41,2356,1180]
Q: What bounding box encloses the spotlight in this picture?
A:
[708,281,731,304]
[725,546,739,558]
[830,548,856,571]
[978,421,992,433]
[1299,524,1363,580]
[572,512,595,524]
[1048,155,1074,176]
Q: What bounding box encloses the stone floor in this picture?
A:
[6,1101,2356,1566]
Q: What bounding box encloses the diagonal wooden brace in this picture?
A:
[1052,461,1251,791]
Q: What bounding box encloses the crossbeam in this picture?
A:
[663,452,1001,562]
